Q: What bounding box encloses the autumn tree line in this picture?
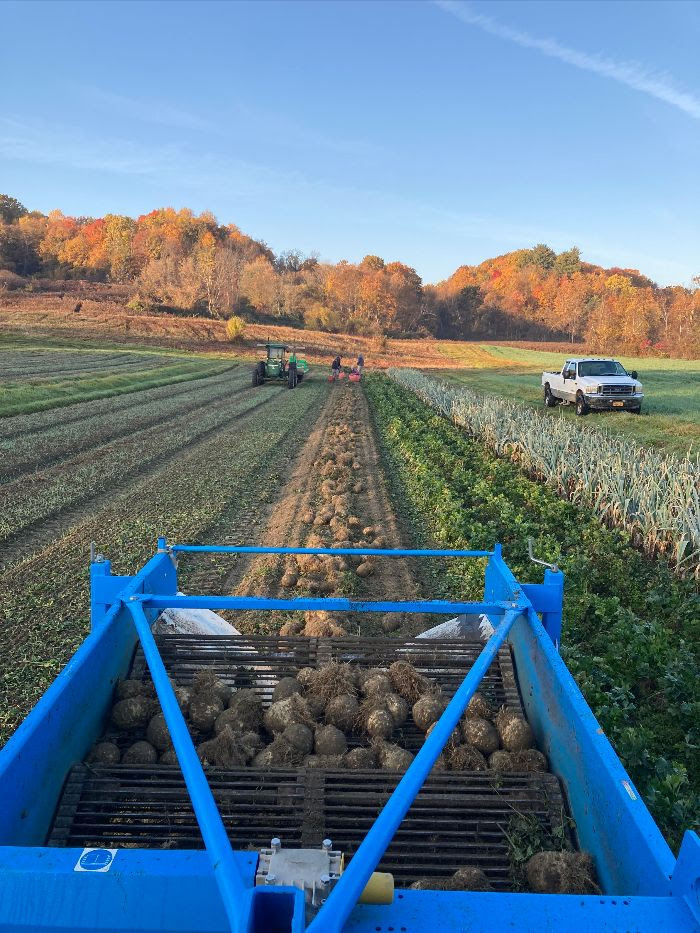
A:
[0,195,697,356]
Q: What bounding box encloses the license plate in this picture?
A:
[612,401,624,407]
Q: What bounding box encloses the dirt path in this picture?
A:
[233,380,424,637]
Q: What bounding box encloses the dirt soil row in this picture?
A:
[231,380,425,637]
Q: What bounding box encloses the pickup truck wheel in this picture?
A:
[544,385,557,407]
[631,406,642,414]
[575,392,588,416]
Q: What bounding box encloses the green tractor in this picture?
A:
[252,342,309,388]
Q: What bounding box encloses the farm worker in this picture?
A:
[288,349,297,373]
[357,353,364,374]
[331,355,341,377]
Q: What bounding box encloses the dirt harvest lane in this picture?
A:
[231,378,426,637]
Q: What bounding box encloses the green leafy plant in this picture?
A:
[365,374,699,852]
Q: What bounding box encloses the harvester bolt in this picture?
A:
[322,838,332,851]
[265,873,277,885]
[271,837,281,852]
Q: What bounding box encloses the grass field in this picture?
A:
[432,345,700,457]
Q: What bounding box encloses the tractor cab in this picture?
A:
[252,342,309,388]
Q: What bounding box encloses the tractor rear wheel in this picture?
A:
[288,368,297,389]
[252,368,259,386]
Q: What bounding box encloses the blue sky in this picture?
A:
[1,0,698,286]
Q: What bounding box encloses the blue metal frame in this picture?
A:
[0,539,697,933]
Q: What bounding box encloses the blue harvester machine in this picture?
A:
[0,539,698,932]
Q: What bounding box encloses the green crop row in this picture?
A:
[0,368,247,480]
[390,369,700,577]
[0,379,328,743]
[0,354,234,417]
[365,374,699,852]
[0,377,275,546]
[0,366,238,440]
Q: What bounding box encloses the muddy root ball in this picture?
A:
[226,689,264,732]
[302,617,347,638]
[192,669,231,706]
[306,662,358,701]
[495,708,534,751]
[303,754,344,769]
[526,851,599,895]
[412,695,444,732]
[464,692,494,721]
[279,619,305,636]
[410,867,494,892]
[446,744,488,771]
[489,749,548,772]
[384,692,409,727]
[426,721,462,753]
[283,723,314,755]
[272,677,302,703]
[362,673,393,698]
[146,714,172,752]
[374,740,415,771]
[365,707,395,739]
[305,693,327,720]
[188,693,224,733]
[280,572,298,588]
[264,694,313,734]
[111,695,154,730]
[462,717,500,755]
[171,685,190,715]
[325,694,359,731]
[388,661,434,704]
[198,727,260,768]
[381,612,403,633]
[314,724,348,757]
[88,742,121,764]
[345,747,378,769]
[115,678,153,701]
[160,748,178,765]
[122,740,158,764]
[356,561,374,578]
[296,667,316,689]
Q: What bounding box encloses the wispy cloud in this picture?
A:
[435,0,700,120]
[77,85,378,158]
[80,87,214,133]
[0,117,296,197]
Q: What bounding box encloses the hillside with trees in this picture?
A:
[1,194,697,356]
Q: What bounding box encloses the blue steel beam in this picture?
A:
[308,607,523,933]
[139,594,507,615]
[127,600,249,933]
[169,544,494,557]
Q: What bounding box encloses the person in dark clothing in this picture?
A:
[331,355,341,377]
[357,353,364,374]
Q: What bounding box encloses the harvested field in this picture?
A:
[0,351,329,740]
[0,330,696,860]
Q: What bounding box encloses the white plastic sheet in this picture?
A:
[152,593,242,636]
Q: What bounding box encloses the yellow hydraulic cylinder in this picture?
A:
[359,871,394,904]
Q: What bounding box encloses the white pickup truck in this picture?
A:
[542,358,644,416]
